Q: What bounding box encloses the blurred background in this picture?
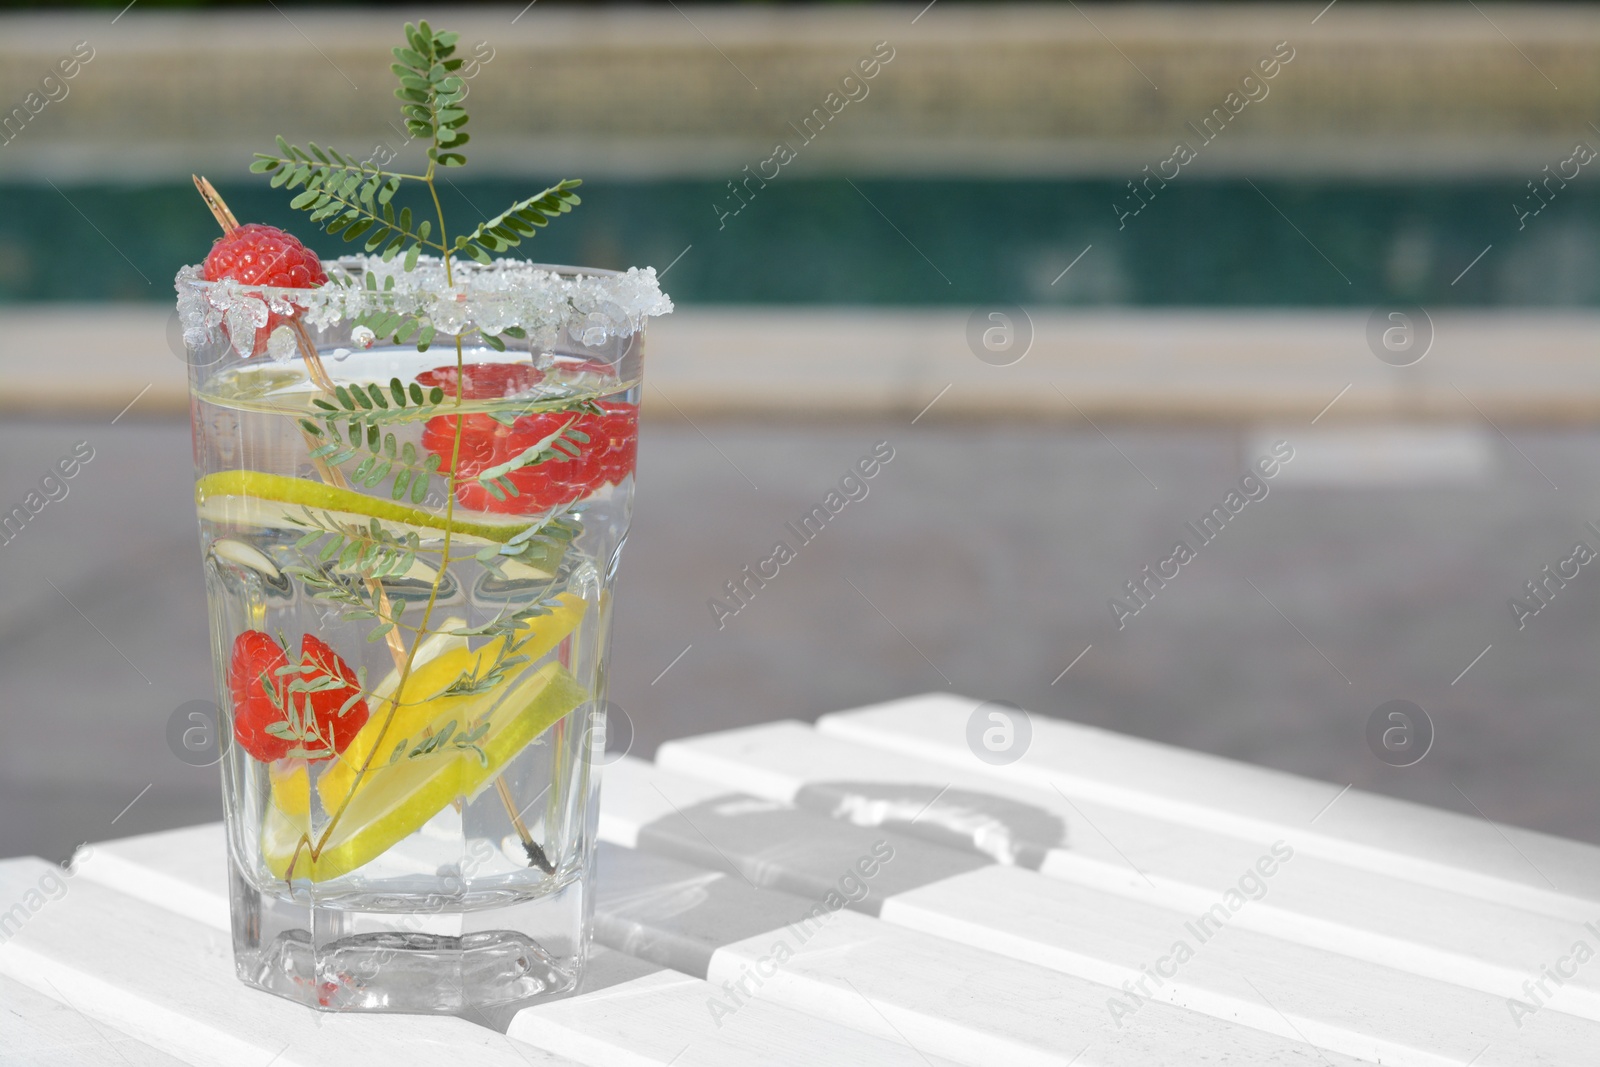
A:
[4,0,1600,864]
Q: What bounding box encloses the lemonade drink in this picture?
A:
[181,257,667,1012]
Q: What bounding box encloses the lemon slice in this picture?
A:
[196,470,556,557]
[262,660,590,882]
[312,594,586,812]
[266,597,583,819]
[268,764,312,822]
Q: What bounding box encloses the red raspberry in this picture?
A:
[229,631,293,762]
[228,630,369,763]
[204,224,327,288]
[202,224,328,357]
[415,364,637,516]
[420,412,504,472]
[593,405,638,482]
[416,362,543,400]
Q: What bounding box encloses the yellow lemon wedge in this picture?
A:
[262,660,590,882]
[259,595,588,882]
[269,763,311,821]
[313,594,585,813]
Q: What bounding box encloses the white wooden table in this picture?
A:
[5,692,1598,1066]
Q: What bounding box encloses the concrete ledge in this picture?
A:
[2,4,1599,179]
[3,305,1597,425]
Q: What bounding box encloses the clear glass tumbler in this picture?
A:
[177,255,669,1014]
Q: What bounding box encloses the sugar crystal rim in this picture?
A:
[176,254,672,360]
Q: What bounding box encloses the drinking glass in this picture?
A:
[177,255,669,1013]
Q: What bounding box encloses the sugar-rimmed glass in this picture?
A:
[178,255,669,1014]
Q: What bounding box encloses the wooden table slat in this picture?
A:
[70,825,970,1065]
[593,843,1368,1066]
[0,973,192,1067]
[819,694,1600,911]
[80,825,1353,1065]
[31,692,1600,1066]
[601,754,1600,1067]
[511,968,968,1067]
[655,720,1600,1019]
[0,858,581,1067]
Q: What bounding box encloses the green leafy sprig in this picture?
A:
[288,510,427,581]
[250,20,583,351]
[470,513,578,579]
[387,717,493,769]
[298,378,448,503]
[474,416,591,502]
[439,645,529,699]
[453,180,583,266]
[284,531,416,646]
[259,653,369,761]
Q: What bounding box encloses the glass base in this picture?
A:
[230,856,589,1015]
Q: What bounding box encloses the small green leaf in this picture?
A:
[339,541,363,569]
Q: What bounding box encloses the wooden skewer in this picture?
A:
[497,777,554,874]
[194,176,554,872]
[193,175,239,233]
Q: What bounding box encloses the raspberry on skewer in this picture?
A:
[201,222,329,357]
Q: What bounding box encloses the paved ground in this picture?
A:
[2,412,1598,864]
